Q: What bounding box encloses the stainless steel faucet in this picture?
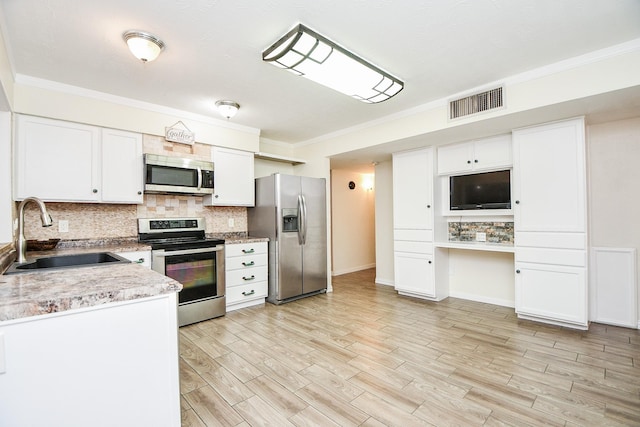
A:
[17,197,53,263]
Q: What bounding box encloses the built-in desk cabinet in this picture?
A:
[225,241,268,311]
[14,115,143,203]
[392,148,448,300]
[513,117,588,328]
[204,146,255,207]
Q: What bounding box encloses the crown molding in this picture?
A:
[14,74,261,135]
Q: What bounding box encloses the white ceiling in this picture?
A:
[1,0,639,147]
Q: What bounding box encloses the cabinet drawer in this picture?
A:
[515,247,586,267]
[394,229,433,242]
[515,232,586,250]
[226,242,267,257]
[227,281,267,304]
[394,241,433,254]
[226,266,268,287]
[226,253,267,271]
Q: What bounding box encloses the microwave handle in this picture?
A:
[197,167,203,191]
[154,246,223,257]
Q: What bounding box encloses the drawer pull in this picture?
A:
[243,275,255,281]
[242,290,255,296]
[135,258,145,264]
[242,261,255,267]
[242,248,255,254]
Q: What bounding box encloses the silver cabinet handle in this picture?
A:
[242,248,255,254]
[135,258,145,264]
[242,261,255,267]
[242,290,255,296]
[243,275,255,281]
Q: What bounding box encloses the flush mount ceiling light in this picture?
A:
[262,24,403,104]
[123,30,165,63]
[215,100,240,119]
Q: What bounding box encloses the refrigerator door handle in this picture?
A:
[298,194,307,245]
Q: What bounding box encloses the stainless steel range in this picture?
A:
[138,217,225,326]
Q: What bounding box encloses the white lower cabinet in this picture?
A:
[0,294,180,427]
[225,241,268,311]
[515,263,587,325]
[394,250,435,298]
[118,250,151,268]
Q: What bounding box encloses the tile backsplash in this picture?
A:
[18,135,248,241]
[448,221,514,244]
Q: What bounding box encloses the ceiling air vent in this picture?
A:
[449,86,504,120]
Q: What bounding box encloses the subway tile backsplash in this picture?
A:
[448,221,514,244]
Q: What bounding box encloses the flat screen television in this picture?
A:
[449,170,511,210]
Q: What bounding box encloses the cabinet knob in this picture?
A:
[467,160,471,164]
[474,159,478,163]
[92,189,98,193]
[428,260,432,264]
[214,194,219,198]
[515,200,520,204]
[137,191,142,195]
[516,269,521,274]
[427,204,431,209]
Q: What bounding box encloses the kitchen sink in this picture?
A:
[4,252,130,275]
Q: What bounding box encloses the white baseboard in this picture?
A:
[331,263,376,277]
[375,278,394,287]
[448,290,515,308]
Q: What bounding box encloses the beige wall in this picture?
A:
[330,169,375,275]
[587,116,640,325]
[373,161,394,286]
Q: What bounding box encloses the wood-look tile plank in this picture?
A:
[351,392,433,427]
[179,269,640,427]
[296,382,369,427]
[232,395,296,427]
[183,385,244,427]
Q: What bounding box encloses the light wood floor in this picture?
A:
[179,269,640,426]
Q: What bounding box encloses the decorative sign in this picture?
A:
[165,121,195,145]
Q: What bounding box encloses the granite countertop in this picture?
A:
[0,235,268,324]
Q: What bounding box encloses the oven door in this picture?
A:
[152,245,225,305]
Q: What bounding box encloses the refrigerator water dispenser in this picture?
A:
[282,208,298,232]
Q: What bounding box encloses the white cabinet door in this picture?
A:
[437,134,512,175]
[394,251,435,298]
[101,129,143,203]
[392,148,433,230]
[205,147,255,206]
[15,115,100,202]
[0,295,180,427]
[437,142,474,175]
[513,119,586,233]
[515,262,587,326]
[118,250,151,268]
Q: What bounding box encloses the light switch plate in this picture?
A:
[476,232,487,242]
[228,218,235,228]
[58,220,69,233]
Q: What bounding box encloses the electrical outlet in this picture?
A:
[58,220,69,233]
[476,232,486,242]
[228,218,235,228]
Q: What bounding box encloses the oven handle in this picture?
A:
[197,167,203,191]
[154,246,223,257]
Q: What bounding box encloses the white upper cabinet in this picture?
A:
[101,129,143,204]
[392,148,433,230]
[437,134,512,175]
[14,115,143,204]
[513,118,586,234]
[15,115,100,202]
[204,146,255,207]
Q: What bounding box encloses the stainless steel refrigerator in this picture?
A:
[248,173,327,304]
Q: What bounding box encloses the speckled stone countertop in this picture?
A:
[0,235,268,323]
[0,263,182,322]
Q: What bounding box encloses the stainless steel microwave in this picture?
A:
[144,154,214,196]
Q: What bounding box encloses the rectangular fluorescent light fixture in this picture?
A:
[262,24,403,103]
